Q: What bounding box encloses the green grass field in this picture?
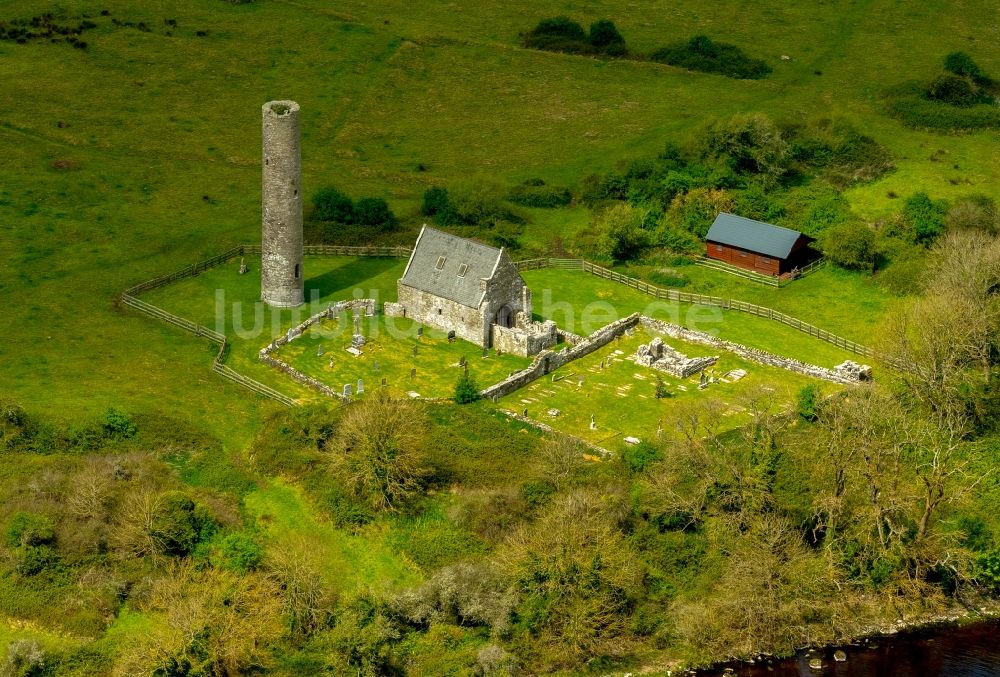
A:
[502,328,826,450]
[278,314,530,400]
[2,0,992,436]
[621,261,907,344]
[522,268,863,367]
[3,0,998,670]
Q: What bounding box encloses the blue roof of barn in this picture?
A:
[705,213,804,259]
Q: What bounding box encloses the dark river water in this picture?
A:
[697,620,1000,676]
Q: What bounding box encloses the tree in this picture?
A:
[353,197,397,231]
[523,16,590,53]
[329,392,427,512]
[454,371,481,404]
[701,113,790,182]
[420,186,452,216]
[598,202,651,261]
[312,186,355,222]
[114,564,286,676]
[820,220,877,271]
[903,192,947,244]
[589,20,626,56]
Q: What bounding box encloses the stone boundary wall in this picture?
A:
[481,313,642,400]
[638,317,860,385]
[259,298,376,401]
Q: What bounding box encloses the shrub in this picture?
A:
[421,186,451,217]
[454,372,481,404]
[151,491,216,557]
[944,51,992,87]
[506,180,572,208]
[946,194,998,233]
[216,532,264,573]
[650,35,771,79]
[353,197,397,231]
[523,16,590,53]
[700,113,790,180]
[976,548,1000,593]
[654,376,672,399]
[622,441,662,474]
[6,512,56,548]
[312,186,355,222]
[589,19,626,56]
[102,407,137,440]
[885,82,1000,130]
[797,384,819,422]
[820,221,876,271]
[599,203,652,261]
[903,192,948,244]
[926,73,991,107]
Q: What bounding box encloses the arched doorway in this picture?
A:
[495,305,514,329]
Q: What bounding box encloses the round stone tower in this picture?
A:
[261,100,304,308]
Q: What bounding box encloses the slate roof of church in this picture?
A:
[400,226,505,308]
[705,213,805,259]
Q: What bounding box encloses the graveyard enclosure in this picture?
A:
[501,328,830,451]
[273,313,532,400]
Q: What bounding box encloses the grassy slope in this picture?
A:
[2,0,999,667]
[2,0,997,435]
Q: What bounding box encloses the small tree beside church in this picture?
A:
[454,372,481,404]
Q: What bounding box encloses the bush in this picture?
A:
[353,197,397,231]
[523,16,590,53]
[421,186,452,218]
[599,203,652,261]
[622,441,662,474]
[589,20,626,56]
[151,491,216,557]
[454,372,481,404]
[820,221,876,271]
[216,532,265,573]
[944,51,992,87]
[6,512,56,548]
[797,384,819,422]
[885,82,1000,130]
[926,73,991,107]
[506,180,572,208]
[946,195,998,234]
[103,407,137,440]
[903,192,948,244]
[650,35,771,79]
[312,186,355,222]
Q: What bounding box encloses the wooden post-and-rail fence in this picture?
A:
[121,246,872,407]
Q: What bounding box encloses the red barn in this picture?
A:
[705,213,814,276]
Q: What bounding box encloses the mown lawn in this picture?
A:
[280,314,530,400]
[502,328,828,451]
[619,261,906,344]
[522,268,864,368]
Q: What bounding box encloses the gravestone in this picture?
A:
[316,344,324,357]
[381,377,387,387]
[410,368,416,380]
[357,379,364,394]
[238,257,248,275]
[447,330,456,343]
[412,344,418,358]
[589,414,596,430]
[343,383,352,399]
[417,326,423,338]
[373,360,379,372]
